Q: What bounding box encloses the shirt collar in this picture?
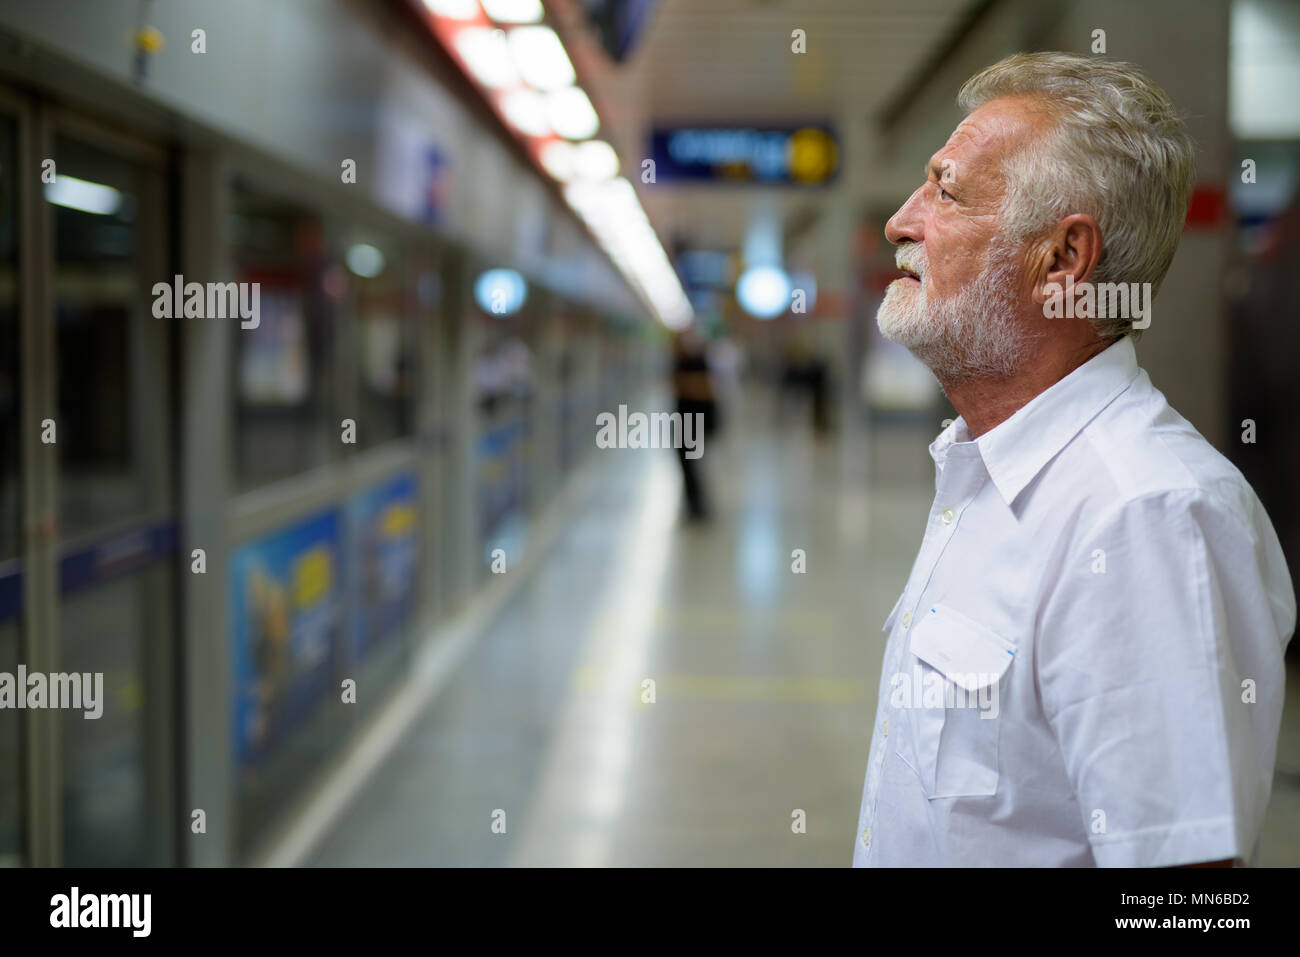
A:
[929,335,1142,507]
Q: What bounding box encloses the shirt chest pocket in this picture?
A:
[894,604,1016,800]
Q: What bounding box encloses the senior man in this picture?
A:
[855,52,1296,867]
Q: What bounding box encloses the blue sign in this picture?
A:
[477,418,531,563]
[230,509,343,772]
[649,125,839,185]
[348,473,419,663]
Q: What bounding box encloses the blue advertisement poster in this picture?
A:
[477,417,531,565]
[348,473,419,663]
[230,509,343,772]
[477,421,514,541]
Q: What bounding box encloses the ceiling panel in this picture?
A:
[631,0,978,119]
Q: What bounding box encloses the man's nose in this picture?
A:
[885,185,925,245]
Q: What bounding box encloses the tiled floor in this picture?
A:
[308,392,1300,867]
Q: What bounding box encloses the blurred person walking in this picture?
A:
[671,329,716,521]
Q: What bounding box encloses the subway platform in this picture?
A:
[240,397,1300,867]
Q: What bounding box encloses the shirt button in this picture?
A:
[882,719,889,737]
[861,827,871,847]
[941,508,955,524]
[902,611,912,629]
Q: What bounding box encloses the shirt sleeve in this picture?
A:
[1037,487,1292,867]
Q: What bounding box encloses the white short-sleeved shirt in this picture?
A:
[854,335,1296,867]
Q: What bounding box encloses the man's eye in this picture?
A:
[939,186,954,201]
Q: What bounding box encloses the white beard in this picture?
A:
[876,239,1040,383]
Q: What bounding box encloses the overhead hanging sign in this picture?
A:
[649,125,839,185]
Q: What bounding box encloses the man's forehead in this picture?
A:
[932,96,1046,180]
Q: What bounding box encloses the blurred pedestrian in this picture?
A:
[671,328,715,520]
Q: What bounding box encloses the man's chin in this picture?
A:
[876,303,965,379]
[875,301,926,349]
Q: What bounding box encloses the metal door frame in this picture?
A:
[12,88,177,866]
[0,79,60,869]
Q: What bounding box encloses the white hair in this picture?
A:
[958,52,1196,342]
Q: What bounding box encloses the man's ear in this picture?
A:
[1031,214,1102,304]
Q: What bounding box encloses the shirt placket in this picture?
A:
[857,445,989,863]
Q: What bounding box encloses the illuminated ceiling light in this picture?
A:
[345,243,386,278]
[45,175,122,215]
[657,295,692,329]
[474,268,528,316]
[563,178,605,213]
[616,232,664,259]
[621,218,659,242]
[540,140,577,180]
[481,0,544,24]
[546,86,599,139]
[571,176,621,212]
[455,28,519,88]
[566,179,646,231]
[507,26,575,90]
[421,0,481,18]
[572,140,619,180]
[499,89,551,137]
[561,177,692,329]
[736,266,791,319]
[598,177,645,218]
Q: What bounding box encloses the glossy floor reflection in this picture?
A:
[307,392,1300,867]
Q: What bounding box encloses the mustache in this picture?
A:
[895,245,926,279]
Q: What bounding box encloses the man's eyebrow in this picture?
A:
[926,160,949,183]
